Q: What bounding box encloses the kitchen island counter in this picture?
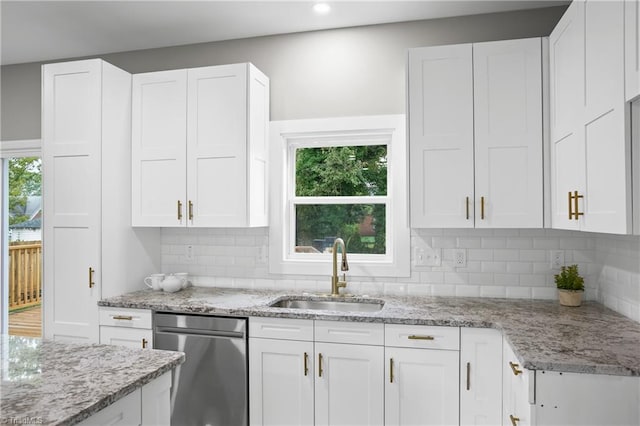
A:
[0,335,184,426]
[99,287,640,376]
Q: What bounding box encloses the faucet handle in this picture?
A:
[338,273,347,288]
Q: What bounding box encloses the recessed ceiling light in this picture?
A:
[313,2,331,15]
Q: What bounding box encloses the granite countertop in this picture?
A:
[99,287,640,377]
[0,335,184,426]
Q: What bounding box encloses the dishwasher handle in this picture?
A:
[155,326,245,339]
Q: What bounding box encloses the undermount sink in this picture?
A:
[269,298,384,313]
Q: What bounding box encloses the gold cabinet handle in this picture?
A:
[142,338,148,349]
[466,196,470,220]
[390,358,394,383]
[480,196,485,220]
[509,361,523,376]
[408,335,434,340]
[318,353,323,377]
[112,315,133,321]
[177,200,183,221]
[304,352,309,376]
[510,414,520,426]
[88,267,95,288]
[466,362,471,390]
[568,191,574,220]
[188,200,194,221]
[573,190,583,220]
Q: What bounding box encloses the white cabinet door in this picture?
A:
[581,0,630,234]
[503,342,534,426]
[249,338,314,426]
[187,65,247,227]
[100,326,152,349]
[141,372,172,426]
[549,0,585,231]
[551,0,631,234]
[42,60,102,343]
[385,346,459,426]
[459,328,502,426]
[409,44,475,228]
[131,69,187,227]
[315,342,384,426]
[473,38,543,228]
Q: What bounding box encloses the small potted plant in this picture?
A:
[554,264,585,307]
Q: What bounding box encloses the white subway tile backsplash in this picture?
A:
[161,227,640,323]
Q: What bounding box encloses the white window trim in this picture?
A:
[0,139,43,335]
[269,115,410,278]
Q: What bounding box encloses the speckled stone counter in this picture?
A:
[99,287,640,376]
[0,335,184,426]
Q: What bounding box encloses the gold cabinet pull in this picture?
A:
[568,191,573,220]
[142,338,148,349]
[408,335,434,340]
[509,361,523,376]
[466,362,471,390]
[112,315,133,321]
[88,267,95,288]
[466,196,470,220]
[318,353,323,377]
[480,196,485,220]
[304,352,309,376]
[573,190,583,220]
[510,414,520,426]
[188,200,194,221]
[177,200,183,221]
[390,358,394,383]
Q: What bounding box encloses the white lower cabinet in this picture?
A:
[249,317,384,426]
[249,336,314,426]
[315,341,384,426]
[250,320,640,426]
[503,340,535,426]
[98,307,153,349]
[459,328,503,426]
[78,372,171,426]
[385,324,460,426]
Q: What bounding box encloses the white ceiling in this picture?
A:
[0,0,568,66]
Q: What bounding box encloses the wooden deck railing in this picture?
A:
[8,241,42,311]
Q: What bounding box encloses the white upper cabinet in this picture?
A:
[550,0,632,234]
[132,63,269,227]
[132,69,187,227]
[473,38,543,228]
[409,44,475,228]
[409,38,544,228]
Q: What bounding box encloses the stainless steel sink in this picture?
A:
[269,298,384,312]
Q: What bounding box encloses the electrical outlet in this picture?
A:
[454,249,467,268]
[551,250,565,269]
[185,245,194,262]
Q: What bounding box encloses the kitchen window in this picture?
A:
[269,115,409,277]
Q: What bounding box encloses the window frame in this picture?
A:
[269,115,410,278]
[0,139,42,335]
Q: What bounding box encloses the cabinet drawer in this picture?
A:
[315,320,384,346]
[249,317,313,341]
[100,326,152,349]
[385,324,460,350]
[99,307,152,329]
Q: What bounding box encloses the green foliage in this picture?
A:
[8,157,41,226]
[554,264,584,291]
[295,146,387,254]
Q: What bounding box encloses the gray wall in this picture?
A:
[1,6,566,141]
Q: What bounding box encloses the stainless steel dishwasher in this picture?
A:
[154,312,248,426]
